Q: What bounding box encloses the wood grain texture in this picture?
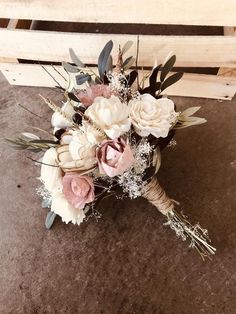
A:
[0,0,236,26]
[1,63,236,100]
[0,29,236,67]
[218,27,236,77]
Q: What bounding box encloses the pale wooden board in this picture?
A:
[0,0,236,26]
[218,27,236,77]
[0,29,236,68]
[1,63,236,100]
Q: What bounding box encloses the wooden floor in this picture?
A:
[0,72,235,313]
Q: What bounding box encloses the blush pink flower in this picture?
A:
[62,173,95,209]
[76,84,113,107]
[97,138,135,177]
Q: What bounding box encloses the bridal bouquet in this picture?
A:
[8,40,216,259]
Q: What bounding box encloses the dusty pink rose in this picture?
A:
[97,138,135,177]
[77,84,113,107]
[62,173,95,209]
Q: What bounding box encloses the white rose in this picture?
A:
[51,192,85,225]
[51,101,75,130]
[85,95,131,139]
[129,94,178,138]
[40,147,63,194]
[57,130,97,173]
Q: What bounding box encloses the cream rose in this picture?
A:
[57,130,97,173]
[85,95,131,139]
[129,94,178,138]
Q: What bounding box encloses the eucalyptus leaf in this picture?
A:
[98,40,113,78]
[45,211,57,229]
[161,72,184,92]
[160,55,176,82]
[180,106,201,117]
[42,199,51,208]
[121,40,133,55]
[123,56,135,70]
[29,139,58,144]
[142,166,156,182]
[149,64,162,96]
[21,133,40,140]
[174,117,206,129]
[106,55,113,73]
[68,92,80,102]
[62,61,79,73]
[75,74,91,85]
[69,48,85,67]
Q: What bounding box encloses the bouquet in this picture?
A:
[7,40,216,260]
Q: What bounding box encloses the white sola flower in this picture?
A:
[129,94,179,138]
[85,95,131,139]
[40,147,85,225]
[51,101,76,130]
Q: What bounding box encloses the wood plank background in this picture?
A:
[0,0,236,26]
[1,63,236,100]
[0,30,236,68]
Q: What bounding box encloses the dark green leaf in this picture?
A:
[75,74,91,85]
[69,48,85,68]
[98,40,113,78]
[55,86,66,92]
[161,72,184,92]
[160,55,176,82]
[62,61,79,73]
[142,166,156,181]
[149,64,162,96]
[126,70,138,87]
[45,211,57,229]
[155,82,162,93]
[68,92,80,102]
[139,86,150,94]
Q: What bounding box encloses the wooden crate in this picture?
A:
[0,0,236,100]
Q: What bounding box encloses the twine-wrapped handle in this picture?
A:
[142,177,174,215]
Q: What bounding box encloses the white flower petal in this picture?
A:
[51,193,85,225]
[86,95,130,139]
[129,94,178,138]
[40,148,63,194]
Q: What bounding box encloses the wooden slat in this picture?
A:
[0,29,236,68]
[0,0,236,26]
[1,63,236,100]
[218,27,236,77]
[0,19,18,62]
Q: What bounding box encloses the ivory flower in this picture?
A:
[51,101,75,130]
[57,130,97,173]
[129,94,178,138]
[40,147,63,194]
[85,95,131,139]
[51,192,86,225]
